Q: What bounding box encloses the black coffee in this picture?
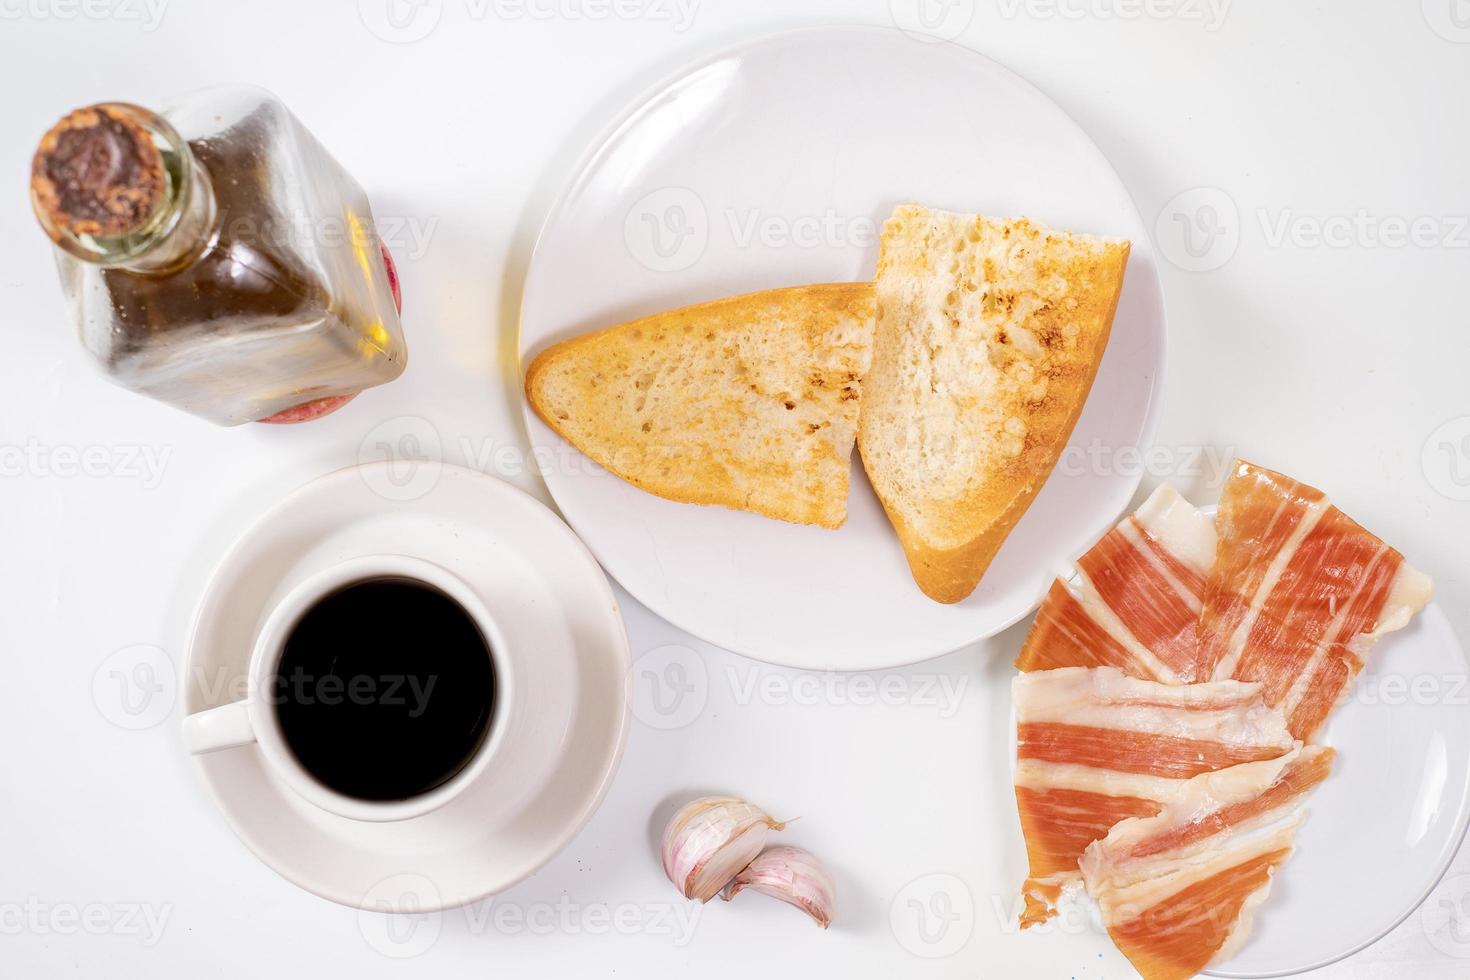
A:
[273,577,495,802]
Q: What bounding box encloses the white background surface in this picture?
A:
[2,2,1469,978]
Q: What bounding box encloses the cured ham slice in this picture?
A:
[1015,484,1216,683]
[1079,746,1334,980]
[1197,462,1433,740]
[1010,463,1431,970]
[1013,666,1294,927]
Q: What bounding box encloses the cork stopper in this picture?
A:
[31,105,167,239]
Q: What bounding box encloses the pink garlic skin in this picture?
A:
[661,797,785,903]
[721,845,835,929]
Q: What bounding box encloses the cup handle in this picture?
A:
[182,701,256,755]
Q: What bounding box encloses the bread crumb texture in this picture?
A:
[527,283,876,528]
[858,204,1129,601]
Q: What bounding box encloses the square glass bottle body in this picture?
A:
[49,87,406,425]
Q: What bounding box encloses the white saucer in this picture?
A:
[520,27,1166,671]
[182,462,630,911]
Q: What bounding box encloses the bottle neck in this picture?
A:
[31,103,216,273]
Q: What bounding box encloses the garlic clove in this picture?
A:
[688,822,768,903]
[662,796,786,903]
[720,845,835,929]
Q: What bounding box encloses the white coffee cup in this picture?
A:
[182,554,511,823]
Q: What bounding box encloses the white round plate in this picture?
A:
[1210,602,1470,977]
[521,27,1166,670]
[182,462,630,911]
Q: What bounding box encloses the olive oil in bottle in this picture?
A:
[31,87,406,425]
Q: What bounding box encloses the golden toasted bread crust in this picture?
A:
[526,283,876,528]
[858,205,1130,603]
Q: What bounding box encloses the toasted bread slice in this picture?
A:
[858,205,1130,603]
[526,283,876,528]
